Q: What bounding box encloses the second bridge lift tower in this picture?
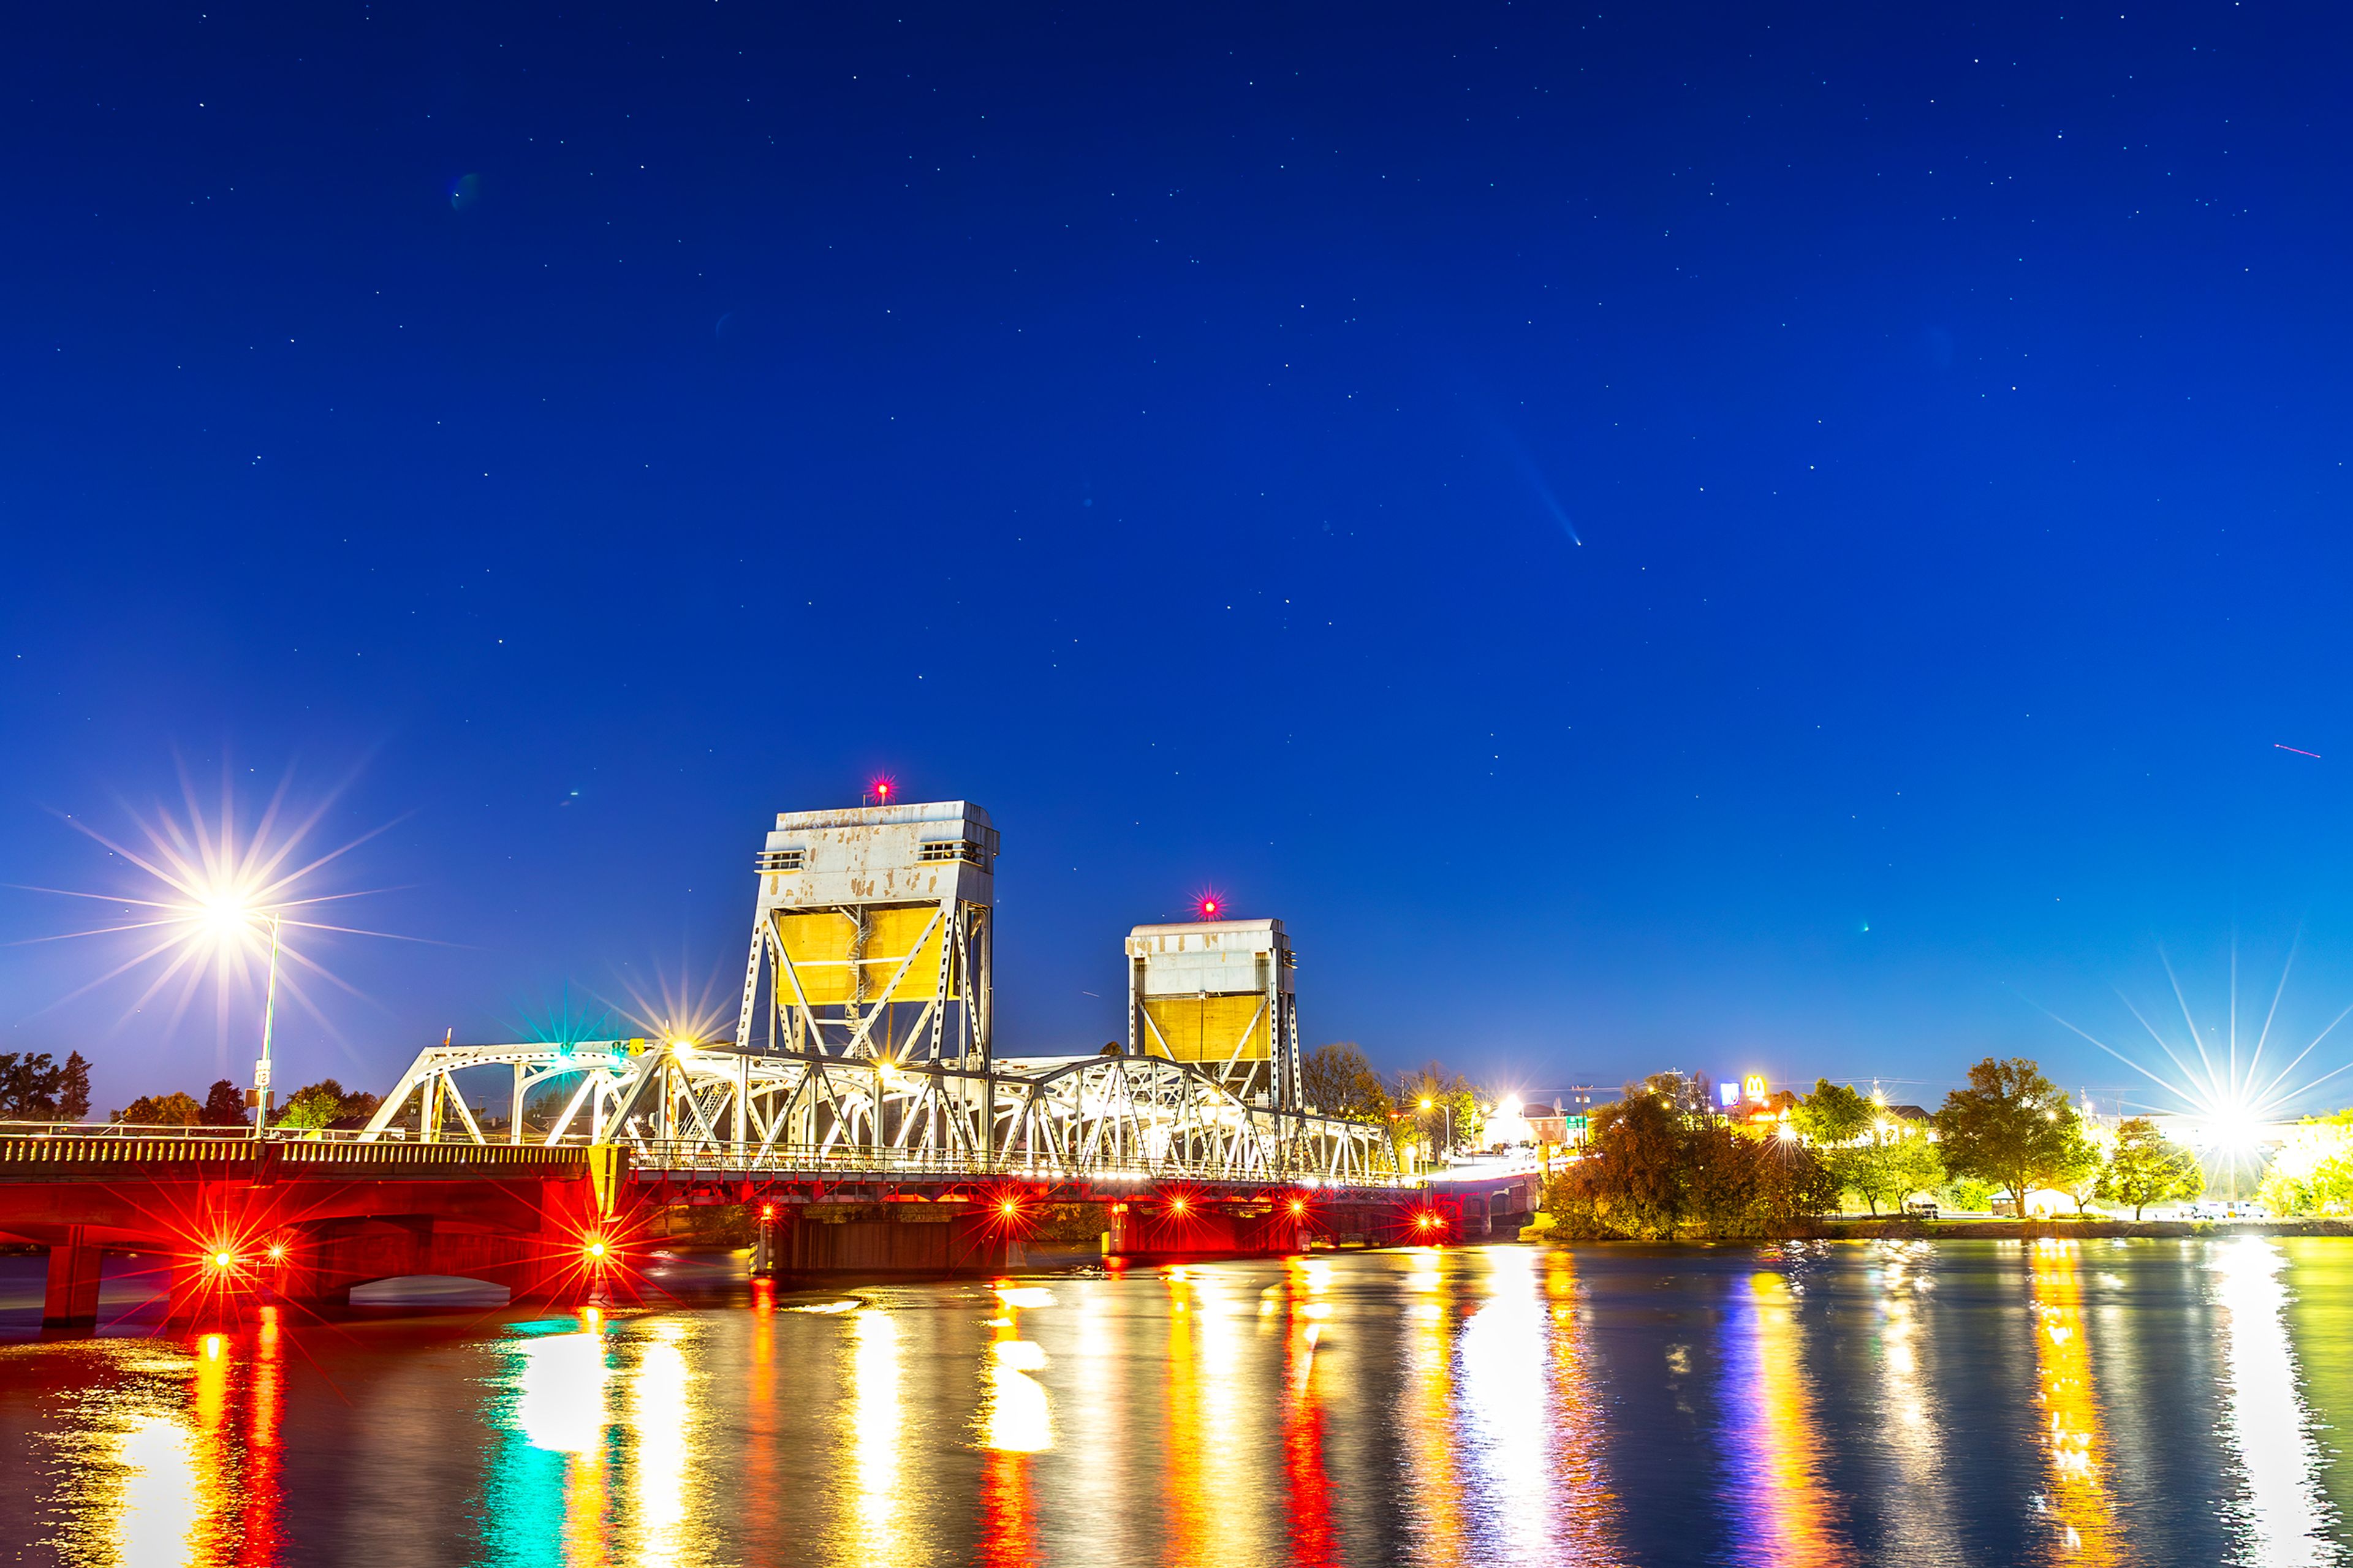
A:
[1126,917,1303,1109]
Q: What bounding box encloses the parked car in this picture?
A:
[2188,1200,2270,1222]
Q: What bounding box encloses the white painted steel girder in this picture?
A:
[361,1039,1399,1188]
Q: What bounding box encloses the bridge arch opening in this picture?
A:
[347,1274,512,1308]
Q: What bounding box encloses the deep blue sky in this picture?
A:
[7,2,2353,1118]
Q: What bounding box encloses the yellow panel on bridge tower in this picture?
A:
[774,907,954,1006]
[1142,994,1268,1063]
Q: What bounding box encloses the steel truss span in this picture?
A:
[363,1041,1401,1188]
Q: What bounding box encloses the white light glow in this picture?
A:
[29,768,401,1047]
[2036,945,2353,1182]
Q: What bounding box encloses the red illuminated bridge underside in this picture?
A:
[0,1134,1515,1333]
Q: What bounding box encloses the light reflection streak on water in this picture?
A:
[2029,1241,2122,1566]
[982,1286,1054,1455]
[1194,1270,1252,1562]
[2211,1237,2340,1566]
[1160,1268,1208,1564]
[186,1333,235,1565]
[1458,1248,1554,1563]
[1723,1270,1854,1568]
[852,1307,904,1567]
[746,1283,777,1538]
[109,1411,203,1568]
[1281,1257,1339,1567]
[1543,1250,1622,1563]
[1871,1244,1953,1562]
[1066,1279,1135,1548]
[1403,1249,1466,1568]
[980,1287,1050,1567]
[510,1313,615,1565]
[626,1320,694,1568]
[246,1309,284,1563]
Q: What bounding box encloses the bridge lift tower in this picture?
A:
[735,799,997,1064]
[1127,918,1302,1110]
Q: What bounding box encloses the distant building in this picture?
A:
[1526,1087,1613,1148]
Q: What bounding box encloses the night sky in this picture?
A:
[7,2,2353,1118]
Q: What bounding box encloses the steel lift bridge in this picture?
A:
[361,800,1398,1192]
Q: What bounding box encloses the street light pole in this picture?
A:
[252,911,282,1138]
[1419,1095,1453,1168]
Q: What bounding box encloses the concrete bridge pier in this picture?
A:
[40,1227,104,1331]
[754,1201,1022,1279]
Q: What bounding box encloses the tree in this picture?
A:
[1555,1093,1688,1237]
[1934,1057,2078,1223]
[2097,1118,2205,1219]
[1942,1176,1996,1213]
[1633,1071,1717,1121]
[118,1091,202,1126]
[0,1052,66,1119]
[276,1080,348,1131]
[1395,1064,1482,1157]
[2255,1113,2353,1217]
[57,1051,91,1123]
[1792,1079,1873,1147]
[332,1090,382,1129]
[1552,1092,1840,1238]
[1301,1043,1391,1123]
[1747,1134,1846,1227]
[1846,1123,1944,1215]
[199,1079,250,1128]
[272,1078,382,1131]
[2052,1121,2107,1214]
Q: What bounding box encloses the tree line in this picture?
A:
[1545,1055,2205,1239]
[1302,1042,1488,1161]
[0,1051,93,1123]
[109,1077,382,1131]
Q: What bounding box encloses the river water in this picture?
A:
[2,1236,2351,1566]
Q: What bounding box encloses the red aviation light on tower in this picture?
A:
[1194,887,1226,921]
[868,775,897,807]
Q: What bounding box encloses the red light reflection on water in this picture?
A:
[978,1449,1036,1567]
[242,1309,287,1564]
[1281,1260,1339,1567]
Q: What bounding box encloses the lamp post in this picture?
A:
[1419,1095,1452,1167]
[252,911,282,1138]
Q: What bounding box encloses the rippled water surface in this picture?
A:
[6,1237,2353,1565]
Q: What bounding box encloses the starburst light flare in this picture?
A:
[18,764,407,1050]
[610,960,735,1053]
[2035,938,2353,1181]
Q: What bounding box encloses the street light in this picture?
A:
[1419,1096,1453,1165]
[252,910,284,1138]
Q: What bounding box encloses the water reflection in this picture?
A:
[980,1283,1049,1567]
[1722,1267,1854,1567]
[1159,1267,1252,1566]
[2029,1240,2123,1564]
[247,1310,285,1564]
[2211,1238,2339,1566]
[627,1320,694,1568]
[1543,1250,1621,1562]
[1458,1248,1556,1562]
[13,1241,2353,1566]
[1870,1243,1954,1561]
[1278,1258,1339,1567]
[69,1330,283,1568]
[111,1409,204,1567]
[851,1307,903,1567]
[1402,1249,1466,1567]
